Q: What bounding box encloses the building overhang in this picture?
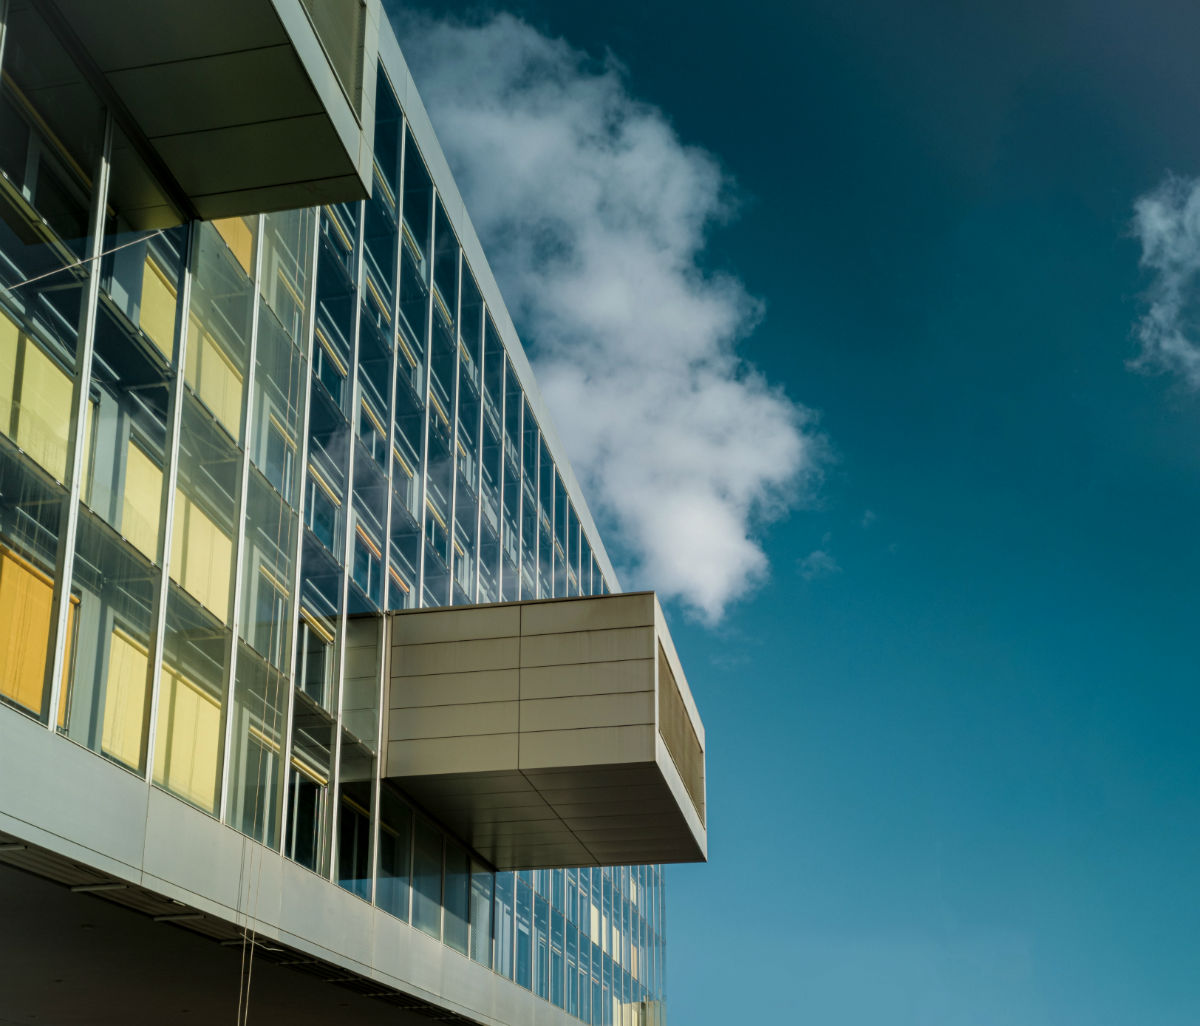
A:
[46,0,377,219]
[370,592,707,870]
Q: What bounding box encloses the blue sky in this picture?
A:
[396,2,1200,1022]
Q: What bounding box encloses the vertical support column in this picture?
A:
[45,111,113,727]
[218,214,266,823]
[548,434,556,599]
[278,208,322,860]
[447,248,462,603]
[473,304,486,603]
[329,202,367,884]
[533,425,541,599]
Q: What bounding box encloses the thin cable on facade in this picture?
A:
[6,229,165,291]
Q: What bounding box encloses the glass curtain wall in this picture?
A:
[0,22,659,1025]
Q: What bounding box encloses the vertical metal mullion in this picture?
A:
[515,389,524,600]
[532,428,540,599]
[548,440,556,598]
[277,210,322,859]
[142,222,198,780]
[446,247,461,603]
[45,111,112,728]
[472,305,485,602]
[218,213,266,824]
[329,203,366,883]
[414,183,436,607]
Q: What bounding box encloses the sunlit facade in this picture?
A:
[0,2,675,1024]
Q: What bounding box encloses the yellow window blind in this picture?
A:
[122,440,161,559]
[153,664,222,812]
[170,489,233,623]
[101,627,149,769]
[139,255,177,360]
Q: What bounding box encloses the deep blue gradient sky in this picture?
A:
[407,2,1200,1022]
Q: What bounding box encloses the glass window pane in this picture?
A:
[240,469,295,672]
[61,509,158,771]
[401,130,432,267]
[337,615,379,899]
[187,222,253,442]
[377,785,412,921]
[251,302,306,507]
[516,875,533,990]
[286,667,335,874]
[412,817,443,938]
[444,839,469,954]
[169,394,239,624]
[154,582,229,814]
[493,871,515,980]
[469,860,493,966]
[229,643,287,848]
[260,208,315,344]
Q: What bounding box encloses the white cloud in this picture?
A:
[798,549,841,582]
[394,10,821,621]
[1131,174,1200,387]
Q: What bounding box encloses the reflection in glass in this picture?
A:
[444,839,469,954]
[260,208,314,343]
[154,583,229,814]
[377,785,412,920]
[240,469,295,671]
[229,644,287,848]
[169,394,239,624]
[470,860,493,967]
[494,871,515,980]
[516,875,533,990]
[337,616,379,898]
[251,305,306,506]
[413,816,443,938]
[187,222,253,442]
[286,683,334,874]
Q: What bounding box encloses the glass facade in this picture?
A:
[0,14,667,1026]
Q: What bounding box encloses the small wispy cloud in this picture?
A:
[798,536,841,581]
[861,509,877,529]
[394,10,822,622]
[1131,173,1200,387]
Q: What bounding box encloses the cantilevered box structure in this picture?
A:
[354,592,707,870]
[42,0,377,219]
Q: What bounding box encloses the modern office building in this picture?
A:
[0,2,705,1025]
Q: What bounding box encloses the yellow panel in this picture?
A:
[0,306,18,435]
[0,546,52,714]
[122,440,162,559]
[139,256,177,360]
[185,323,243,438]
[170,489,232,622]
[79,399,95,507]
[213,217,254,276]
[101,628,149,769]
[153,665,222,812]
[15,339,72,481]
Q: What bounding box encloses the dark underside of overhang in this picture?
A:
[0,835,474,1026]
